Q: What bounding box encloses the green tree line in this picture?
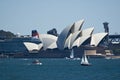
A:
[0,30,15,39]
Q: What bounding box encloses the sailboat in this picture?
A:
[70,49,74,59]
[81,54,91,66]
[69,49,80,60]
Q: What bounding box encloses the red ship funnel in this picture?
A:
[32,30,39,38]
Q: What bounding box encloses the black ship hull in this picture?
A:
[3,47,84,58]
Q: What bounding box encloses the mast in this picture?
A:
[84,54,89,64]
[81,50,89,64]
[70,49,74,58]
[81,55,84,64]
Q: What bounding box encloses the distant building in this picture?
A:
[47,28,58,36]
[103,22,109,33]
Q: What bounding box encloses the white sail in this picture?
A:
[81,55,85,64]
[84,54,89,64]
[70,49,74,58]
[81,54,90,65]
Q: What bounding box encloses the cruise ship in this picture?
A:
[0,37,84,58]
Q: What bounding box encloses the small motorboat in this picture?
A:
[32,59,42,65]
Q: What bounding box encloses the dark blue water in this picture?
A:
[0,58,120,80]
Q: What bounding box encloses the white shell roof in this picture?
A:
[57,24,74,50]
[71,27,94,48]
[64,31,81,49]
[23,42,43,51]
[64,33,72,49]
[40,34,57,50]
[74,19,84,32]
[57,19,84,50]
[81,27,94,36]
[69,31,81,49]
[47,42,57,49]
[72,35,90,48]
[90,33,108,46]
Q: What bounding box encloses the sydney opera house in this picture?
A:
[0,19,108,58]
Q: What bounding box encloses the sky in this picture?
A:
[0,0,120,35]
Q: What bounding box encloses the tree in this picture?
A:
[0,30,15,39]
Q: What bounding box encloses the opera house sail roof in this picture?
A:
[90,33,108,46]
[57,19,84,50]
[23,19,107,52]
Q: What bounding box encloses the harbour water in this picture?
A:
[0,58,120,80]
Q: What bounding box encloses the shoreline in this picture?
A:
[106,55,120,59]
[0,53,120,59]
